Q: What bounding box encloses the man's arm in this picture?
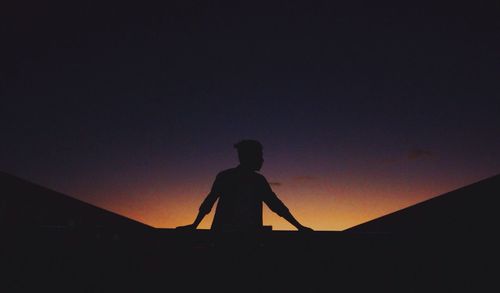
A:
[176,175,221,230]
[262,179,313,232]
[192,191,218,227]
[281,209,313,232]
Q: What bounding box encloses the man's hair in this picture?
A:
[234,140,263,160]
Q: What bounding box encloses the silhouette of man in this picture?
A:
[177,140,313,232]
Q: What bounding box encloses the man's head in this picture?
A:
[234,139,264,171]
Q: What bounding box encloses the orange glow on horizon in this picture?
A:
[75,171,485,231]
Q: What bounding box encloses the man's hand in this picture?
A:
[175,223,197,231]
[298,225,314,232]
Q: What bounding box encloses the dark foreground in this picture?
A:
[2,229,495,292]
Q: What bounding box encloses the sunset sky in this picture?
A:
[2,1,499,230]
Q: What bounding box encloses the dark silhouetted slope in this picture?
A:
[0,171,151,233]
[346,173,500,234]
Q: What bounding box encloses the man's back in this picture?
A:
[202,166,288,231]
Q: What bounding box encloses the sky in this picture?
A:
[2,1,500,230]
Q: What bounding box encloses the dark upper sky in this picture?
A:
[2,1,500,229]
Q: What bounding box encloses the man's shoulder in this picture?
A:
[252,171,267,181]
[216,168,238,178]
[249,171,269,185]
[216,168,267,180]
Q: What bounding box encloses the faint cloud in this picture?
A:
[379,157,399,164]
[269,182,282,187]
[407,148,433,160]
[379,148,435,165]
[293,176,318,181]
[292,175,318,183]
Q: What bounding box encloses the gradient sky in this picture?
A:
[2,1,500,230]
